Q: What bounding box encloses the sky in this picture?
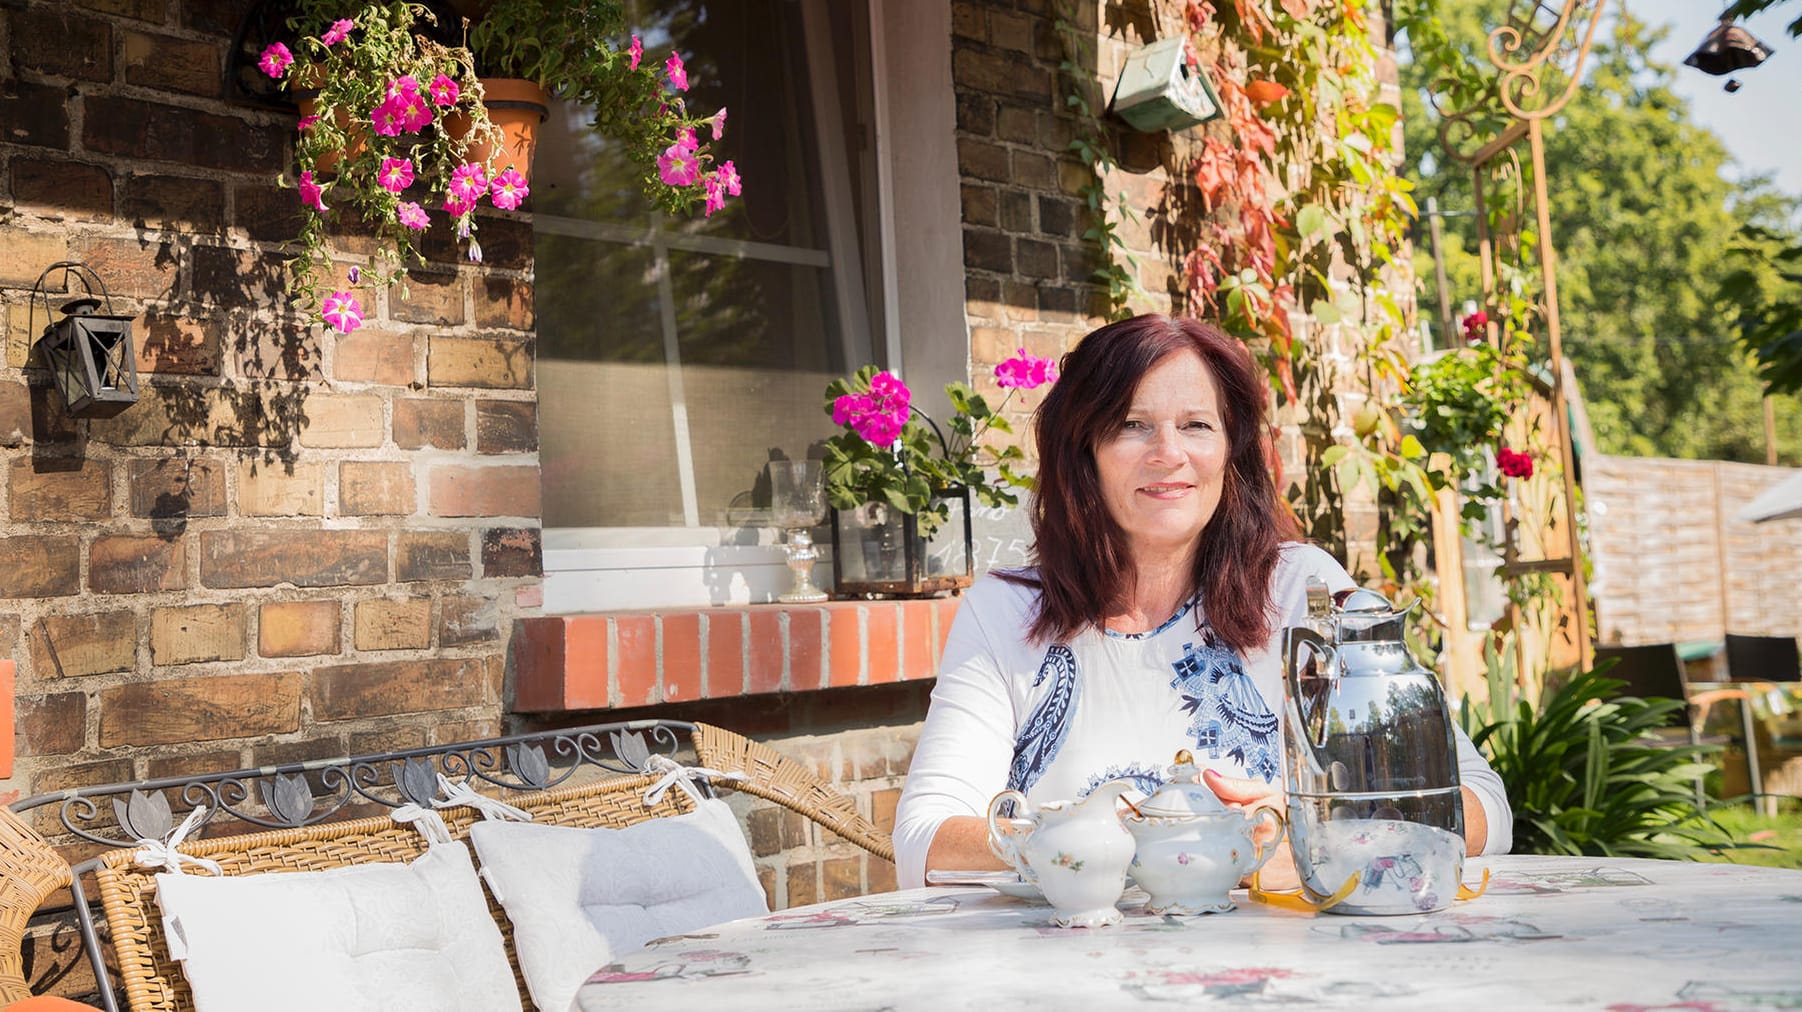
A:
[1629,0,1802,197]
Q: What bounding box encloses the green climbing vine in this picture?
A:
[1055,3,1141,320]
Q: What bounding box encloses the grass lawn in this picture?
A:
[1700,797,1802,869]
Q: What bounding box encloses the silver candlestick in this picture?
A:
[769,459,828,603]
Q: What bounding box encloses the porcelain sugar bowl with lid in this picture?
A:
[1121,752,1285,915]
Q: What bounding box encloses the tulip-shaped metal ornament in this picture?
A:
[1281,582,1466,915]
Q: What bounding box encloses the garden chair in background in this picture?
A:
[1594,643,1764,810]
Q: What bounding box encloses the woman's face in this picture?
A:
[1094,349,1230,568]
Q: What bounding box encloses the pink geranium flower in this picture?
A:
[396,201,429,230]
[666,51,688,91]
[717,160,742,197]
[320,19,353,46]
[995,348,1059,390]
[321,291,363,334]
[297,170,326,212]
[449,163,488,203]
[657,141,699,186]
[377,157,414,193]
[428,74,459,108]
[628,35,643,70]
[489,168,529,210]
[258,42,292,79]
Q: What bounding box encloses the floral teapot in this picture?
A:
[987,780,1137,928]
[1120,752,1285,915]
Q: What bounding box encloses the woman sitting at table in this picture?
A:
[893,313,1513,890]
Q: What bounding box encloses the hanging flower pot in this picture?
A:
[446,78,549,185]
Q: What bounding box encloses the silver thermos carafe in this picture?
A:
[1282,581,1465,915]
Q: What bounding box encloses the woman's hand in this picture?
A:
[1202,769,1298,891]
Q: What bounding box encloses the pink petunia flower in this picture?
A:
[628,35,643,70]
[709,107,728,140]
[258,42,292,79]
[296,114,320,132]
[377,157,415,193]
[428,74,459,108]
[676,128,698,152]
[717,160,742,197]
[702,175,725,216]
[321,291,363,334]
[666,51,688,92]
[371,98,404,137]
[443,194,474,217]
[387,75,421,99]
[657,141,699,186]
[448,163,488,204]
[394,90,433,132]
[396,201,430,230]
[320,18,353,46]
[489,167,529,210]
[297,170,326,212]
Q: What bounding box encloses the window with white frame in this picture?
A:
[532,0,964,611]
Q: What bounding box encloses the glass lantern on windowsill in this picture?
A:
[829,485,974,598]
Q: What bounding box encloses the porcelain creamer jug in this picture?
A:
[1282,582,1466,915]
[1122,752,1284,915]
[986,780,1136,928]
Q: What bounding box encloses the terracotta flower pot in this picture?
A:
[447,78,550,183]
[295,91,367,176]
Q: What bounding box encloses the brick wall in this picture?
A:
[953,0,1397,573]
[0,0,539,810]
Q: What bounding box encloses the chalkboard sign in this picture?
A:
[970,503,1036,575]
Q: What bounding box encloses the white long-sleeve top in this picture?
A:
[893,543,1513,888]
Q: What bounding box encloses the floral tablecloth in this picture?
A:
[570,854,1802,1010]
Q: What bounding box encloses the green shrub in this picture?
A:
[1459,637,1729,859]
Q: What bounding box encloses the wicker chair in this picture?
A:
[0,807,74,1006]
[3,720,892,1011]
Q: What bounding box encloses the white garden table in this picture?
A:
[571,854,1802,1010]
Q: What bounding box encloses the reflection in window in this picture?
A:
[534,0,875,529]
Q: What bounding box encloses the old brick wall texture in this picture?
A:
[0,0,541,818]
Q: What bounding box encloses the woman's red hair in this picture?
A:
[1009,314,1297,653]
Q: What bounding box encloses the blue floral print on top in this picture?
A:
[1006,644,1079,796]
[1080,762,1166,799]
[1170,626,1281,783]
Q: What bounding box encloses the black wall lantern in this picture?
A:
[1684,19,1774,91]
[31,261,141,418]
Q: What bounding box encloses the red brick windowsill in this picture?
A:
[510,599,962,712]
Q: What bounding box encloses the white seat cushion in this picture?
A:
[154,841,520,1012]
[470,798,767,1011]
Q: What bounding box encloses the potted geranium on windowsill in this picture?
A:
[263,0,738,334]
[822,349,1058,597]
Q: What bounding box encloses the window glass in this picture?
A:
[534,0,874,531]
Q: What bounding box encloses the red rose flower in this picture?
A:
[1496,447,1534,479]
[1461,310,1489,344]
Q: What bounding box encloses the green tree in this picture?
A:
[1400,2,1802,463]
